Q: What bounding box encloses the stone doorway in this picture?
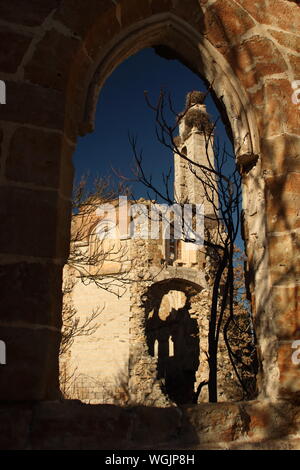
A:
[144,281,202,404]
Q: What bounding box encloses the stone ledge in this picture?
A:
[1,400,300,450]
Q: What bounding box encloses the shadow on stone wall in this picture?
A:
[146,296,199,405]
[2,400,300,450]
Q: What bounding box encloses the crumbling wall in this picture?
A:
[0,0,299,428]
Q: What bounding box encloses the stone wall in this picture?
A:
[61,272,131,403]
[62,188,245,406]
[62,209,222,406]
[0,0,299,449]
[2,400,300,450]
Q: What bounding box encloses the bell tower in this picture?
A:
[174,91,216,218]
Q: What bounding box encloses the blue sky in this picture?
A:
[72,47,242,247]
[73,47,234,199]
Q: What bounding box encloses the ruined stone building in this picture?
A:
[1,0,300,450]
[62,92,253,406]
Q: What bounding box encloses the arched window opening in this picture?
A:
[145,283,200,405]
[168,336,174,358]
[154,339,159,359]
[62,42,256,406]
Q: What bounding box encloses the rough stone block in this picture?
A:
[59,138,75,198]
[288,53,300,78]
[257,79,299,136]
[0,127,3,162]
[278,341,300,400]
[118,0,152,28]
[6,127,63,187]
[54,0,112,39]
[1,401,300,449]
[181,403,244,444]
[24,30,81,92]
[0,327,61,400]
[265,174,300,233]
[150,0,174,15]
[131,406,182,447]
[30,401,133,450]
[238,0,300,33]
[0,404,32,450]
[56,197,72,261]
[0,28,32,74]
[83,7,121,60]
[0,185,66,259]
[261,135,300,173]
[268,232,300,284]
[171,0,204,30]
[0,262,63,327]
[0,81,65,130]
[229,37,287,90]
[206,0,255,47]
[271,286,300,339]
[0,0,59,27]
[269,29,300,54]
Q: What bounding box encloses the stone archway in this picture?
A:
[0,0,299,406]
[143,279,202,405]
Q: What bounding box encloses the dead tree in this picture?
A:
[68,174,133,297]
[127,90,257,402]
[60,173,167,396]
[60,176,132,396]
[62,175,131,354]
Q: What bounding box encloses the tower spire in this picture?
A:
[174,91,216,217]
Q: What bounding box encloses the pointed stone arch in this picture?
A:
[73,12,260,160]
[1,0,299,403]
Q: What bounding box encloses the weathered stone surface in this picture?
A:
[30,401,133,450]
[268,232,300,284]
[205,0,255,54]
[64,48,92,140]
[256,79,298,136]
[24,30,81,92]
[54,0,113,39]
[238,0,300,33]
[230,36,287,90]
[269,29,300,54]
[288,53,300,77]
[0,0,298,447]
[0,327,61,400]
[117,0,152,28]
[130,406,182,447]
[171,0,204,30]
[62,108,249,407]
[228,437,300,450]
[0,185,62,258]
[271,286,300,339]
[261,135,300,173]
[265,173,300,233]
[3,401,294,449]
[278,341,300,401]
[181,403,245,444]
[59,138,75,198]
[82,8,121,60]
[0,0,59,27]
[0,127,3,162]
[56,197,72,261]
[0,82,65,130]
[6,127,63,187]
[0,404,32,450]
[0,262,63,327]
[0,28,32,74]
[149,0,174,15]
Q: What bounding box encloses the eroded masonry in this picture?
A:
[0,0,300,450]
[62,92,256,406]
